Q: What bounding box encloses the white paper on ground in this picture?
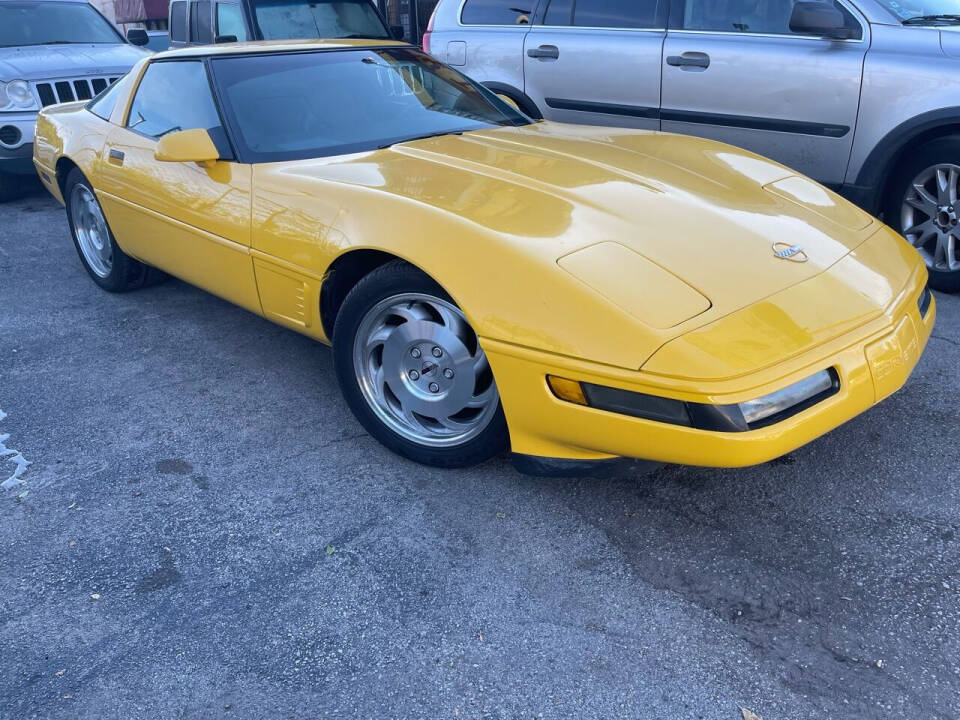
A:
[0,409,31,490]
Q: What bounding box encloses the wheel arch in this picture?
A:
[852,108,960,214]
[481,82,543,120]
[54,156,82,198]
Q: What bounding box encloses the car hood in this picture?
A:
[0,43,146,81]
[257,123,913,370]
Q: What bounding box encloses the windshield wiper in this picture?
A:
[902,13,960,24]
[377,130,464,150]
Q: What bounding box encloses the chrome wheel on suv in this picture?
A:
[901,162,960,273]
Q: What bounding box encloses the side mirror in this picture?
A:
[214,34,238,43]
[154,128,220,165]
[390,24,405,40]
[789,1,851,39]
[127,28,149,46]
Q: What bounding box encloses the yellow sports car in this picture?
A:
[33,40,934,475]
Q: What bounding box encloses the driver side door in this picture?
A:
[96,59,261,313]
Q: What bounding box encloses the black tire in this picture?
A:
[63,168,165,292]
[332,260,509,469]
[884,135,960,293]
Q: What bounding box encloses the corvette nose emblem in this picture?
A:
[772,242,808,262]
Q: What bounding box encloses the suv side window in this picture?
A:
[680,0,861,38]
[190,0,213,42]
[555,0,660,28]
[461,0,530,25]
[216,2,248,40]
[126,61,221,138]
[170,1,187,41]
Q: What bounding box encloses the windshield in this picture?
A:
[0,2,124,47]
[250,0,391,39]
[210,48,530,163]
[874,0,960,21]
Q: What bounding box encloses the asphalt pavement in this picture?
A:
[1,184,959,720]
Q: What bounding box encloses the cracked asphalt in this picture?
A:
[1,185,959,720]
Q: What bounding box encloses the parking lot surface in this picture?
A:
[1,187,959,720]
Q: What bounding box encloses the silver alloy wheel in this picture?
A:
[352,293,499,447]
[70,183,113,278]
[901,162,960,273]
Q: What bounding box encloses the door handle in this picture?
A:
[108,149,125,165]
[666,52,710,70]
[527,45,559,60]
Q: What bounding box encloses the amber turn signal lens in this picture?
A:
[547,375,588,405]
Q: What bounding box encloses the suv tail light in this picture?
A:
[422,5,437,53]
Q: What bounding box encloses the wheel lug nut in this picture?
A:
[410,348,421,359]
[409,370,420,381]
[432,347,442,358]
[428,382,440,393]
[443,368,454,379]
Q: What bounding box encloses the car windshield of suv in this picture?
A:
[251,0,391,39]
[210,48,531,162]
[874,0,960,21]
[0,2,124,47]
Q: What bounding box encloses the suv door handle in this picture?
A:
[666,52,710,70]
[108,149,125,165]
[527,45,559,60]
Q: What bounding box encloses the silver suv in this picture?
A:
[0,0,147,201]
[424,0,960,291]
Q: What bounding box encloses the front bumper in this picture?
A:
[485,265,934,472]
[0,111,37,175]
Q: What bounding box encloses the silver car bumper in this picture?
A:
[0,111,38,175]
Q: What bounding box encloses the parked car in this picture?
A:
[145,30,170,51]
[126,28,170,52]
[424,0,960,292]
[0,0,147,201]
[166,0,403,47]
[32,40,932,475]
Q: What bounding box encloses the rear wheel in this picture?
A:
[885,136,960,293]
[333,260,508,468]
[64,169,164,292]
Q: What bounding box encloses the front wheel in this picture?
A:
[333,261,508,468]
[885,136,960,293]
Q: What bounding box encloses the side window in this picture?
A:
[460,0,530,25]
[126,61,221,139]
[190,0,213,42]
[170,1,187,41]
[88,75,125,121]
[681,0,861,38]
[570,0,660,28]
[543,0,573,25]
[216,3,248,40]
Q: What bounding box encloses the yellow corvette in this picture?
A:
[33,40,934,475]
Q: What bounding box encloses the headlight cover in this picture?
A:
[0,80,39,112]
[547,368,839,432]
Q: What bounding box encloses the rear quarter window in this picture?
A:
[87,76,125,121]
[460,0,531,25]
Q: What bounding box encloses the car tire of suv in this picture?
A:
[64,169,165,292]
[332,259,509,469]
[885,135,960,293]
